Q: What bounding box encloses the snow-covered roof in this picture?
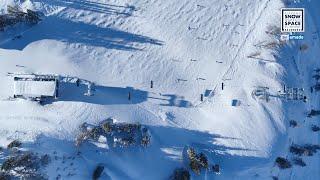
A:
[13,80,56,98]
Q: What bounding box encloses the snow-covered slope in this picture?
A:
[0,0,318,179]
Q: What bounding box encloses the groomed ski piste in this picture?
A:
[0,0,319,179]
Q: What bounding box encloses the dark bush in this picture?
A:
[299,44,308,51]
[170,168,190,180]
[26,9,41,24]
[275,157,291,169]
[0,148,49,179]
[304,145,320,154]
[290,145,306,156]
[290,144,320,156]
[1,152,37,171]
[289,120,297,128]
[40,154,51,166]
[311,125,320,132]
[313,74,320,81]
[189,160,201,175]
[77,121,151,148]
[7,140,21,149]
[186,147,209,175]
[89,127,102,140]
[0,172,11,180]
[101,122,112,133]
[141,135,151,147]
[307,109,320,117]
[92,165,104,180]
[212,164,220,174]
[314,84,320,92]
[198,153,208,168]
[292,158,306,167]
[75,131,91,146]
[0,152,47,179]
[1,5,42,32]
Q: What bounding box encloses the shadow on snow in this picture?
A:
[21,126,268,179]
[38,0,137,16]
[45,82,192,108]
[0,15,163,50]
[56,83,148,105]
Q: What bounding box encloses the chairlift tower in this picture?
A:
[252,86,270,102]
[84,82,95,96]
[279,87,306,102]
[253,86,307,102]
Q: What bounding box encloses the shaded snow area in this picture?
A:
[0,0,319,179]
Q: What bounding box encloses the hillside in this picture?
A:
[0,0,319,179]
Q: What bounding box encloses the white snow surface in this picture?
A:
[0,0,319,179]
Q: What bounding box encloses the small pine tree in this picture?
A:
[275,157,291,169]
[7,140,21,149]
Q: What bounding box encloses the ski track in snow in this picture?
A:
[197,0,272,106]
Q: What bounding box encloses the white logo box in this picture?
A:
[281,8,305,32]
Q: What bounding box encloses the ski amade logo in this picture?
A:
[280,8,304,41]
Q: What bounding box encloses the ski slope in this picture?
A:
[0,0,319,179]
